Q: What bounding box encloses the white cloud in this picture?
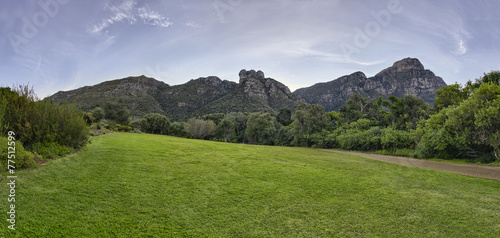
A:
[137,6,172,28]
[89,0,172,34]
[456,39,467,55]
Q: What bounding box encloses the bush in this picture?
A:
[0,137,36,171]
[31,141,72,159]
[381,128,416,150]
[185,118,216,139]
[1,86,89,150]
[116,125,133,132]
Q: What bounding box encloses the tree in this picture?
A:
[476,71,500,85]
[221,112,248,143]
[144,113,170,135]
[416,82,500,162]
[245,113,278,145]
[277,108,292,126]
[387,95,429,130]
[434,83,471,110]
[129,118,149,132]
[201,113,226,125]
[217,118,235,142]
[184,118,216,139]
[91,107,105,122]
[293,103,328,146]
[103,102,130,124]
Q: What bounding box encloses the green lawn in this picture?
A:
[1,133,499,237]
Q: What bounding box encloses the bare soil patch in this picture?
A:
[324,150,500,181]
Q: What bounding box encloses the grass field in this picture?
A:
[1,133,499,237]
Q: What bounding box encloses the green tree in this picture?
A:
[477,71,500,85]
[91,107,105,122]
[129,118,149,132]
[144,113,170,135]
[277,108,292,126]
[103,102,130,124]
[245,113,278,145]
[201,113,226,125]
[387,95,429,130]
[184,118,216,139]
[416,82,500,162]
[434,83,471,110]
[222,112,248,143]
[293,103,328,146]
[217,118,235,142]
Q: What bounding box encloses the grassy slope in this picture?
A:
[1,133,499,237]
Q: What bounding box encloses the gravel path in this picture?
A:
[323,150,500,181]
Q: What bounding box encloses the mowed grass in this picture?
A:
[1,133,499,237]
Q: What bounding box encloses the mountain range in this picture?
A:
[49,58,447,120]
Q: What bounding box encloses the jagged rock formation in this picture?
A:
[158,76,237,119]
[195,69,302,115]
[294,58,447,111]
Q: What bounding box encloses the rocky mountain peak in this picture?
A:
[385,57,425,73]
[294,58,447,111]
[193,76,224,87]
[239,69,265,83]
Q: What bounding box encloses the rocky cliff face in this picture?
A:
[294,58,447,111]
[157,76,237,119]
[196,69,302,115]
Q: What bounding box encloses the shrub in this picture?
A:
[0,137,36,171]
[31,141,72,159]
[381,128,416,150]
[184,118,216,139]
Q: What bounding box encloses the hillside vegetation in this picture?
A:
[1,133,498,237]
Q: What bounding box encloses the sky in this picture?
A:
[1,0,499,98]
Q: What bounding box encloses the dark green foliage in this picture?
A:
[245,113,278,145]
[103,102,130,125]
[1,86,89,150]
[168,121,189,137]
[477,71,500,85]
[387,95,429,130]
[293,103,329,146]
[218,112,248,143]
[434,83,471,110]
[416,82,500,162]
[276,108,292,126]
[91,107,105,122]
[144,113,170,135]
[129,118,149,132]
[217,118,236,142]
[200,113,226,125]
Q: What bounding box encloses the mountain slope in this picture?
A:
[294,58,447,111]
[50,75,169,117]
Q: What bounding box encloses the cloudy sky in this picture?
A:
[1,0,499,98]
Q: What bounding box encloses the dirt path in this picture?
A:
[323,150,500,181]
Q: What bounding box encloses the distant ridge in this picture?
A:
[48,58,447,120]
[294,58,447,111]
